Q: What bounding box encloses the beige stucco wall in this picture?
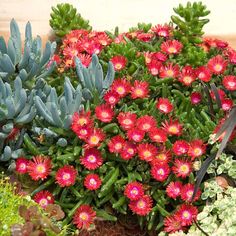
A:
[0,0,236,46]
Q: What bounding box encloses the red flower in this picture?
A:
[143,52,153,65]
[137,143,158,162]
[111,78,131,98]
[77,53,92,67]
[74,126,92,140]
[161,40,183,55]
[162,119,183,136]
[178,66,196,86]
[108,135,125,153]
[188,139,206,159]
[159,63,180,79]
[172,140,189,156]
[129,195,153,216]
[73,205,96,229]
[55,165,77,187]
[136,33,154,42]
[33,190,54,208]
[147,60,162,76]
[86,128,105,147]
[6,126,20,140]
[148,127,168,143]
[81,148,103,170]
[152,149,171,165]
[222,75,236,91]
[127,128,145,143]
[95,104,114,123]
[120,141,137,160]
[117,112,137,130]
[71,111,93,132]
[27,156,52,181]
[195,66,212,82]
[164,215,184,233]
[124,182,144,200]
[152,52,167,62]
[136,115,156,132]
[104,90,120,106]
[131,80,149,99]
[111,55,127,71]
[166,181,183,199]
[225,47,236,64]
[172,159,192,178]
[175,204,198,226]
[222,98,234,111]
[207,55,228,74]
[210,88,226,101]
[15,157,29,174]
[151,164,170,182]
[151,24,172,37]
[84,173,102,190]
[190,92,202,105]
[180,183,201,202]
[156,98,173,114]
[96,32,112,46]
[86,42,103,55]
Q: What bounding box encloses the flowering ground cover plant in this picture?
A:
[1,1,236,235]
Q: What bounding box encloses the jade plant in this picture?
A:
[50,3,92,38]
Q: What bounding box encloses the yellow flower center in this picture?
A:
[143,124,151,130]
[88,155,96,163]
[137,200,145,208]
[183,211,190,219]
[123,119,131,125]
[143,151,151,157]
[158,169,164,175]
[169,126,178,134]
[127,148,134,154]
[135,89,144,96]
[117,87,125,94]
[183,76,192,84]
[115,143,122,149]
[89,178,96,185]
[115,63,123,70]
[159,104,167,111]
[180,164,189,173]
[78,118,87,126]
[157,154,166,161]
[36,164,46,174]
[131,189,138,195]
[63,173,71,180]
[101,112,109,118]
[39,199,48,207]
[214,64,222,72]
[90,136,99,144]
[166,70,174,77]
[79,212,89,221]
[168,47,177,53]
[194,148,202,156]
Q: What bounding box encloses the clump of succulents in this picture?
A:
[50,3,92,38]
[0,19,56,85]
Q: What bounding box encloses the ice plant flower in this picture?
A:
[221,98,234,111]
[175,204,198,226]
[15,157,29,174]
[222,75,236,90]
[188,139,206,159]
[156,98,173,114]
[71,111,93,132]
[180,183,201,202]
[127,128,145,142]
[151,164,170,182]
[80,148,103,170]
[111,78,131,98]
[178,66,196,86]
[207,55,228,74]
[195,66,212,82]
[190,92,202,105]
[152,52,167,62]
[161,40,183,55]
[152,149,171,165]
[120,141,137,160]
[159,63,180,79]
[147,60,162,76]
[104,90,120,106]
[151,24,172,37]
[129,195,153,216]
[164,215,184,233]
[136,115,156,132]
[136,32,154,42]
[111,55,127,71]
[117,112,137,130]
[86,128,105,147]
[95,104,114,123]
[33,190,54,208]
[172,140,190,156]
[166,181,183,199]
[55,165,77,187]
[130,80,149,99]
[172,159,192,178]
[27,156,52,181]
[84,173,102,190]
[162,119,183,136]
[73,205,96,229]
[148,128,168,143]
[137,143,158,162]
[124,182,144,200]
[107,135,125,153]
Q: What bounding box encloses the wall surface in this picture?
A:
[0,0,236,47]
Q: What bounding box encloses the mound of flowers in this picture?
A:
[1,1,236,235]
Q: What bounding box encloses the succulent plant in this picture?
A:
[0,77,36,124]
[0,19,56,83]
[50,3,92,38]
[75,54,115,102]
[35,77,83,129]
